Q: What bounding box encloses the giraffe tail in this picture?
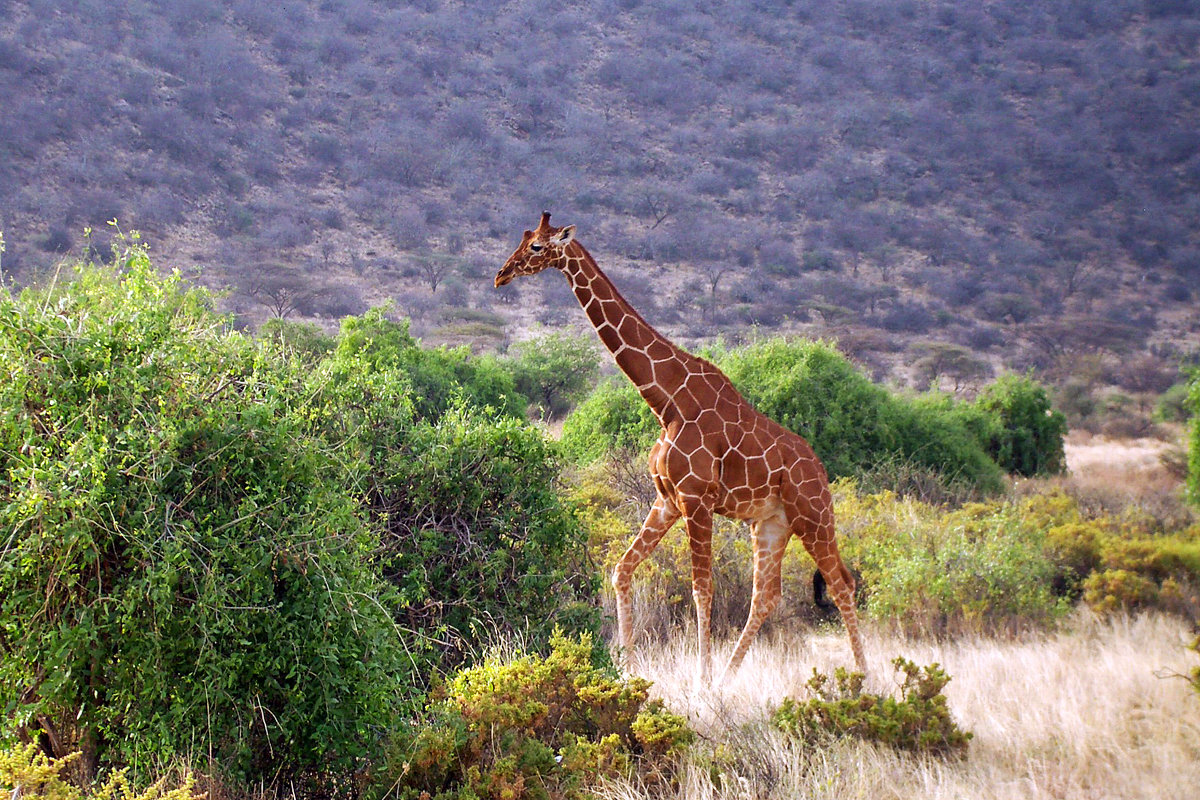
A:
[812,564,860,609]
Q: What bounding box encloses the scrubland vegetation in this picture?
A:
[1,0,1199,396]
[2,251,1198,799]
[3,1,1200,797]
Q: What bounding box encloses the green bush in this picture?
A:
[1043,521,1105,598]
[1,744,202,800]
[718,339,909,480]
[560,380,659,464]
[378,632,693,800]
[1081,569,1160,614]
[0,248,410,786]
[369,405,601,664]
[258,317,335,363]
[772,658,972,757]
[1155,381,1191,424]
[314,310,602,668]
[970,373,1067,477]
[506,332,600,420]
[333,307,524,421]
[836,489,1069,636]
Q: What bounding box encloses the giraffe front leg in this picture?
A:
[612,495,679,670]
[681,498,716,686]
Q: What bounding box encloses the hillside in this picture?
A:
[1,0,1198,395]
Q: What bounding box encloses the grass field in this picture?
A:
[599,612,1200,799]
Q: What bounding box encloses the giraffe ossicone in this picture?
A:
[495,212,867,684]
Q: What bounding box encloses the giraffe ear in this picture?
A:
[553,225,576,247]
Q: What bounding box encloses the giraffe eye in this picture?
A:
[529,242,544,252]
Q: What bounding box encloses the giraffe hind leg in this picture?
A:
[723,515,790,680]
[799,524,868,675]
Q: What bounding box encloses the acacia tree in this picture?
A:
[410,251,462,293]
[243,263,316,319]
[507,332,600,420]
[911,342,993,392]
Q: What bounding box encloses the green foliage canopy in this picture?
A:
[970,373,1068,477]
[0,249,409,783]
[506,331,600,420]
[332,307,523,420]
[0,248,601,792]
[559,379,660,463]
[369,405,599,663]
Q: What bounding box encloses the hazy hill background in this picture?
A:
[1,0,1198,404]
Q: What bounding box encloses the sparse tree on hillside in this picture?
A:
[410,252,463,294]
[911,342,994,392]
[244,264,315,319]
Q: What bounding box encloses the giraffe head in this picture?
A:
[494,211,576,287]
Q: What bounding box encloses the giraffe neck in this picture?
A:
[560,244,697,425]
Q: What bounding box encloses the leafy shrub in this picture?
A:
[1081,569,1160,614]
[1043,521,1105,597]
[379,632,693,800]
[0,247,410,786]
[837,487,1069,636]
[772,658,972,757]
[970,374,1068,477]
[506,332,600,420]
[332,308,523,420]
[0,744,201,800]
[258,317,335,363]
[560,380,660,464]
[369,406,601,664]
[1076,529,1200,617]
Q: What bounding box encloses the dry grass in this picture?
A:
[599,613,1200,799]
[1022,430,1196,529]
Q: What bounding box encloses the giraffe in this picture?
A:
[495,212,867,683]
